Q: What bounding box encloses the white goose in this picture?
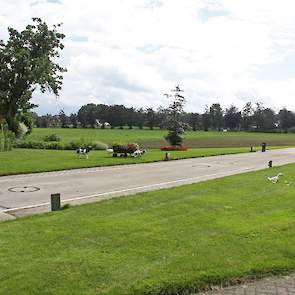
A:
[267,173,283,184]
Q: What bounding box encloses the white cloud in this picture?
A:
[1,0,295,114]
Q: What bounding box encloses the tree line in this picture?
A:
[32,102,295,133]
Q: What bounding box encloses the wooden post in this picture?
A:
[51,193,61,211]
[0,114,4,152]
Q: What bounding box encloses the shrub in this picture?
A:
[165,131,184,146]
[0,130,15,151]
[43,134,61,142]
[17,123,29,139]
[64,139,107,150]
[45,142,64,150]
[16,138,107,151]
[16,140,46,149]
[161,145,187,151]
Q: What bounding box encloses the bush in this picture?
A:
[64,139,107,150]
[165,131,184,146]
[161,145,187,151]
[16,140,46,149]
[43,134,61,142]
[0,130,15,152]
[17,123,29,139]
[16,137,107,151]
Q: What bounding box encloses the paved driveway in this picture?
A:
[198,274,295,294]
[1,148,295,217]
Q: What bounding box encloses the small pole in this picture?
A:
[51,193,61,211]
[250,146,254,152]
[165,152,171,160]
[261,142,267,152]
[0,115,4,152]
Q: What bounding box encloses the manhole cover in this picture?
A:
[8,186,40,193]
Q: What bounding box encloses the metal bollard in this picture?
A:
[165,152,171,161]
[51,193,61,211]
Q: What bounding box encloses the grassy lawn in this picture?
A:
[23,128,295,148]
[1,164,295,294]
[0,147,262,176]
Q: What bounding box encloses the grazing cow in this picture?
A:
[76,146,92,159]
[131,149,146,158]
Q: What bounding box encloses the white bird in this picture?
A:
[267,173,283,184]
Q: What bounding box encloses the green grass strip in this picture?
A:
[1,164,295,294]
[0,146,287,176]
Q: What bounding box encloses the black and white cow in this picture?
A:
[131,149,146,158]
[76,146,92,159]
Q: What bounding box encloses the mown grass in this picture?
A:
[0,147,261,176]
[1,164,295,294]
[23,128,295,148]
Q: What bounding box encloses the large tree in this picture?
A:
[0,18,66,135]
[164,85,186,146]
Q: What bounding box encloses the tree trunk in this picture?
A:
[5,110,18,135]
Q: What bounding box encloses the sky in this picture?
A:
[1,0,295,115]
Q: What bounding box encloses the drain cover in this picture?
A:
[8,186,40,193]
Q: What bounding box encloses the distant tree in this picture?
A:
[107,105,126,128]
[35,116,43,128]
[0,18,66,136]
[252,103,264,130]
[157,107,169,129]
[164,85,186,146]
[145,108,157,130]
[202,106,210,131]
[224,105,241,130]
[77,105,88,128]
[279,108,294,133]
[133,108,145,129]
[125,107,136,129]
[77,104,97,128]
[262,108,276,131]
[209,103,223,131]
[241,102,253,131]
[59,110,68,128]
[188,113,201,131]
[69,113,78,128]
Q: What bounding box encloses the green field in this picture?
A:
[23,128,295,148]
[1,128,294,176]
[0,147,259,176]
[1,164,295,294]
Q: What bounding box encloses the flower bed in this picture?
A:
[160,145,187,151]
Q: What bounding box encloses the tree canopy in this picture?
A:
[0,18,66,135]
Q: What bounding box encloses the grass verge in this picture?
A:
[0,146,287,176]
[1,164,295,294]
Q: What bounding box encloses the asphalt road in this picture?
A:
[1,148,295,218]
